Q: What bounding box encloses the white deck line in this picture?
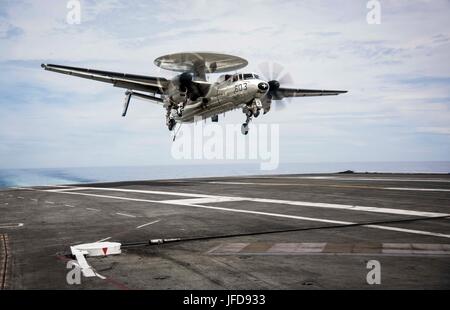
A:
[208,181,450,192]
[365,225,450,239]
[280,176,450,183]
[41,190,450,239]
[46,186,449,218]
[245,197,448,218]
[0,223,24,228]
[385,187,450,192]
[46,186,221,198]
[136,220,160,229]
[116,212,136,218]
[95,237,111,243]
[46,187,91,192]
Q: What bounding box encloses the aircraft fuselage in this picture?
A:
[170,75,269,123]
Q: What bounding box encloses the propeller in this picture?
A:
[258,62,294,110]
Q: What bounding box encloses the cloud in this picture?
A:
[417,127,450,135]
[0,20,23,39]
[0,0,450,168]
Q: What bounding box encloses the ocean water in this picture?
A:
[0,162,449,189]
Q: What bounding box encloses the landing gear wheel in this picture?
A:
[246,110,253,117]
[201,98,209,109]
[241,123,249,135]
[168,118,176,131]
[254,110,260,118]
[177,107,183,117]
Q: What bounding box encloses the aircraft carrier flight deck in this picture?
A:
[1,173,449,289]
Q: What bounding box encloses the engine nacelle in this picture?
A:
[177,72,193,92]
[171,72,202,101]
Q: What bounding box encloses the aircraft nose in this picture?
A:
[258,82,269,92]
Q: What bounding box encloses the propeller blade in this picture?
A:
[272,63,284,80]
[257,62,295,112]
[278,72,294,86]
[275,99,287,111]
[258,62,271,81]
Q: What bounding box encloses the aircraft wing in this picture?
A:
[41,64,169,94]
[272,88,347,100]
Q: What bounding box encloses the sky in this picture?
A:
[0,0,449,169]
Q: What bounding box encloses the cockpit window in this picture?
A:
[243,73,254,80]
[231,73,260,81]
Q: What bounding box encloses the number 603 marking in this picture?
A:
[234,83,248,93]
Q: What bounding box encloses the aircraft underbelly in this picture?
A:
[174,85,254,123]
[176,98,241,122]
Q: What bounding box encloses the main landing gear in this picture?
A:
[241,112,251,135]
[166,104,176,131]
[166,116,176,131]
[241,99,262,135]
[166,96,188,131]
[176,100,185,117]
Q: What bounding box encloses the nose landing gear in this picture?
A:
[241,99,262,135]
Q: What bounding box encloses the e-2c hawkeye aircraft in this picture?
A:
[41,52,347,135]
